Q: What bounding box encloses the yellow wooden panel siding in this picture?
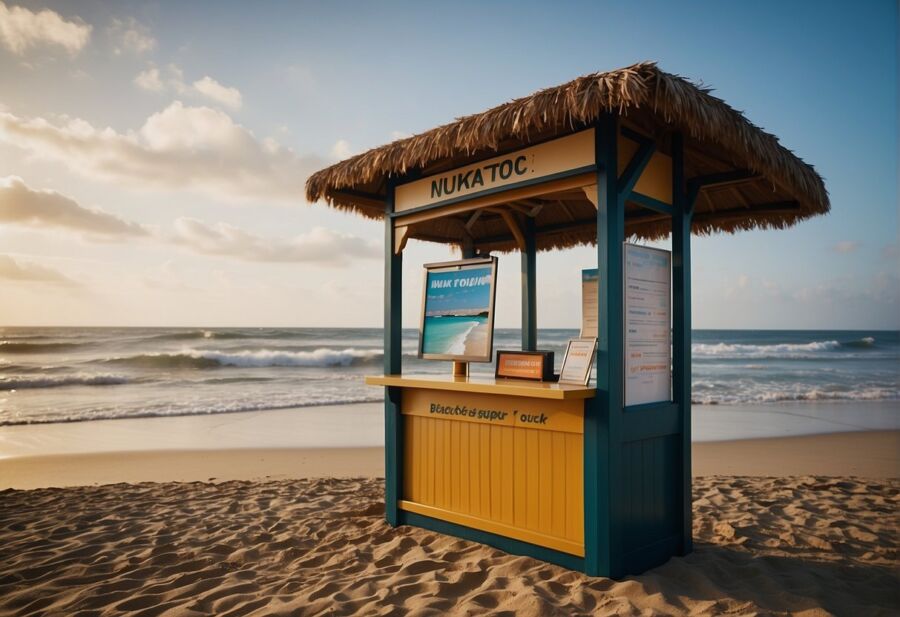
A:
[401,413,584,555]
[568,432,584,541]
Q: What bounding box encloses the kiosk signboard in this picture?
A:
[395,130,595,213]
[624,244,672,406]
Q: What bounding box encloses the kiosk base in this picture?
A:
[399,509,585,572]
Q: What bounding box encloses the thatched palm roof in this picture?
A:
[306,62,828,252]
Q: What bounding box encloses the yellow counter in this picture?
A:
[366,375,595,556]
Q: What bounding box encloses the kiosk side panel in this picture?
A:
[620,432,682,572]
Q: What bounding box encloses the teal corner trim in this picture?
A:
[521,216,537,350]
[384,386,401,526]
[584,114,625,578]
[671,132,693,555]
[383,182,403,527]
[398,510,585,572]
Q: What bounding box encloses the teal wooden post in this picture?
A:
[461,236,476,259]
[671,133,693,554]
[584,114,625,577]
[384,181,402,527]
[521,216,537,351]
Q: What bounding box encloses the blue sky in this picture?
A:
[426,267,493,313]
[0,0,896,328]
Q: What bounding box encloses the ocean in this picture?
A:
[0,327,897,427]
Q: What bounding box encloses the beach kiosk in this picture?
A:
[306,62,828,577]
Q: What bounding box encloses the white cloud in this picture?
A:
[0,1,91,56]
[133,65,244,111]
[832,240,860,254]
[0,102,323,203]
[0,254,74,284]
[172,218,380,265]
[108,17,155,55]
[133,66,163,92]
[0,175,146,238]
[193,76,242,110]
[331,139,355,160]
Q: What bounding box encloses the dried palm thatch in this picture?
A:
[306,62,828,252]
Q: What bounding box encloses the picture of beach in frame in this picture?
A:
[419,257,497,361]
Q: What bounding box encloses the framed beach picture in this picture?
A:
[418,257,498,362]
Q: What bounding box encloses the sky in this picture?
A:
[426,267,494,314]
[0,0,897,329]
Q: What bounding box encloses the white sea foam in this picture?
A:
[0,394,384,426]
[184,347,382,368]
[692,340,842,359]
[691,383,900,405]
[447,322,480,356]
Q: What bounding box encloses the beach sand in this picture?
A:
[1,419,898,615]
[0,430,897,490]
[462,322,489,357]
[1,474,897,616]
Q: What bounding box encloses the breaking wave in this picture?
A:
[104,347,383,369]
[0,395,383,426]
[692,337,879,360]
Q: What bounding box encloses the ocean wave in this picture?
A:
[0,341,87,353]
[692,337,881,359]
[104,347,383,369]
[0,395,383,426]
[0,373,131,390]
[841,336,876,348]
[145,330,259,342]
[691,385,899,405]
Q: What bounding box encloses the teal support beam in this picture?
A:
[521,216,537,351]
[584,114,625,578]
[383,181,403,527]
[618,137,656,199]
[629,192,673,215]
[671,132,693,555]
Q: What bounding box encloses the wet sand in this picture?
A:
[1,426,897,490]
[462,322,489,357]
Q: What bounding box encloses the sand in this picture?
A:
[1,475,897,616]
[462,322,489,357]
[1,423,898,615]
[1,430,897,490]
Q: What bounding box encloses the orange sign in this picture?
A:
[496,351,551,380]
